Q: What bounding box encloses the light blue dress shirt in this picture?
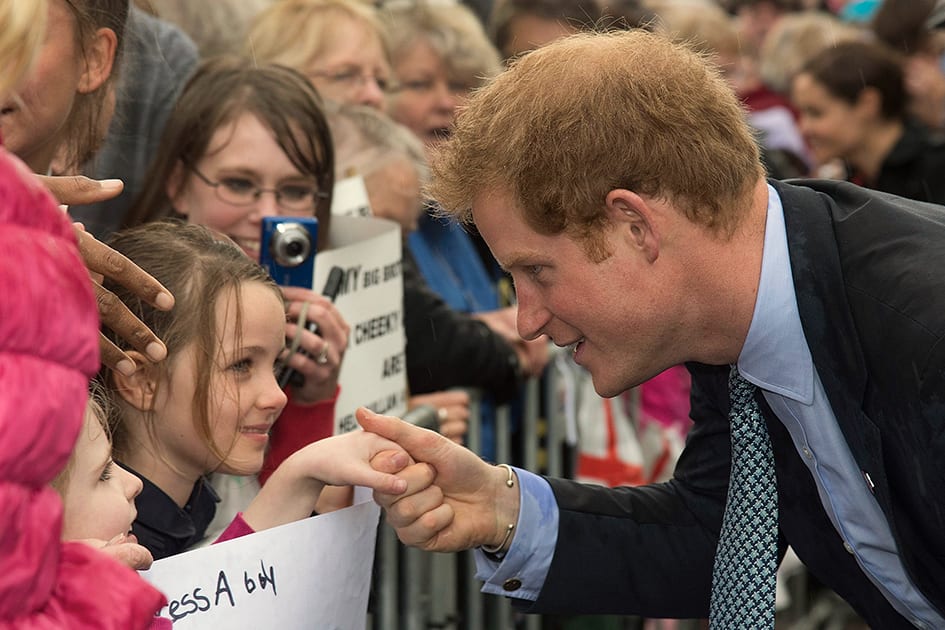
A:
[477,185,944,628]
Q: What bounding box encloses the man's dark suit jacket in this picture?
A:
[522,179,945,627]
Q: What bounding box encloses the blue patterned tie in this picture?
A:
[708,366,779,629]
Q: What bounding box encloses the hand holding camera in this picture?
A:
[259,217,349,403]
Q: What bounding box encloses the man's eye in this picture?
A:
[528,265,544,277]
[220,178,256,195]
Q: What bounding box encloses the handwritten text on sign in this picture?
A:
[142,500,381,628]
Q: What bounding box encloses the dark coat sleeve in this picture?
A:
[520,363,734,618]
[402,249,523,402]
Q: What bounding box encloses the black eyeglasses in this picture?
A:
[186,163,329,212]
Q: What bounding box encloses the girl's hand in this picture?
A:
[242,430,411,532]
[280,286,350,404]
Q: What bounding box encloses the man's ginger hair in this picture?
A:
[429,29,764,261]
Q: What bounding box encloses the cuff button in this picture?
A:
[502,578,522,592]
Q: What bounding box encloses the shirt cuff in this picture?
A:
[474,468,558,601]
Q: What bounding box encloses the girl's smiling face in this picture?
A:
[150,280,288,479]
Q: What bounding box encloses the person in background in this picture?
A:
[141,0,272,58]
[757,8,863,97]
[871,0,945,133]
[381,0,501,156]
[791,39,945,203]
[381,0,549,460]
[488,0,599,61]
[247,0,392,111]
[656,0,811,178]
[1,0,127,176]
[728,0,804,53]
[326,101,470,442]
[249,1,540,434]
[70,6,199,239]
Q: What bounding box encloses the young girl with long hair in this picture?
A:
[101,221,408,560]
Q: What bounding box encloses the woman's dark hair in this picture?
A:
[800,40,908,121]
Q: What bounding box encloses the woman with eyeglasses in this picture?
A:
[381,1,502,156]
[247,0,393,111]
[124,57,355,529]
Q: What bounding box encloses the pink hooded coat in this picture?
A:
[0,147,166,628]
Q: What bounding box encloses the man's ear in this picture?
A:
[111,351,159,411]
[605,189,659,263]
[77,27,118,94]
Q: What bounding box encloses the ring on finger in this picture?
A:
[316,341,330,365]
[437,407,448,421]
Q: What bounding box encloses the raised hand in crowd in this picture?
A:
[38,173,174,374]
[281,285,350,405]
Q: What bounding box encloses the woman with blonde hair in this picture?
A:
[247,0,393,110]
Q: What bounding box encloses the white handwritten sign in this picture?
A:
[142,499,381,628]
[315,214,407,434]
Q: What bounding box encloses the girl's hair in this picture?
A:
[50,379,113,495]
[61,0,130,171]
[0,0,48,96]
[101,220,282,463]
[124,56,336,245]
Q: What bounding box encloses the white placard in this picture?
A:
[314,214,407,434]
[330,175,372,218]
[142,500,381,628]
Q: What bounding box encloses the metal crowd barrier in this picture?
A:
[371,371,561,630]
